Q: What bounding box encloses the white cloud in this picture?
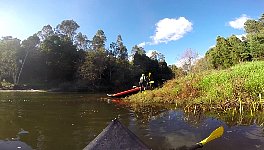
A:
[138,42,151,47]
[209,45,215,49]
[137,42,146,47]
[228,14,251,30]
[235,34,247,41]
[150,17,193,44]
[146,50,159,58]
[146,50,154,57]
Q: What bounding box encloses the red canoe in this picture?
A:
[107,87,141,98]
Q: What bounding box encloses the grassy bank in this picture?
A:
[125,61,264,113]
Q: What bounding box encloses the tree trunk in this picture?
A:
[16,51,29,84]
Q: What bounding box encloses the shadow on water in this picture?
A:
[0,92,263,150]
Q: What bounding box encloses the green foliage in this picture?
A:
[131,45,145,56]
[206,13,264,69]
[199,70,232,101]
[248,32,264,60]
[231,61,264,96]
[0,36,21,84]
[127,61,264,112]
[192,57,213,73]
[56,20,80,40]
[92,30,107,51]
[244,19,264,34]
[79,50,108,84]
[199,62,264,102]
[0,20,173,90]
[17,34,41,84]
[132,50,172,86]
[74,32,90,51]
[109,35,128,60]
[41,35,79,82]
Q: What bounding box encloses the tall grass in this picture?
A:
[126,61,264,113]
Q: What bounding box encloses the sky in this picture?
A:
[0,0,263,65]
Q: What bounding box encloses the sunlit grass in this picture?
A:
[125,61,264,113]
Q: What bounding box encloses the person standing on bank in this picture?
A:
[139,74,146,91]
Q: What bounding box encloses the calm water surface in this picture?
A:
[0,92,263,150]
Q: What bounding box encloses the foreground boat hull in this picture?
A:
[84,119,149,150]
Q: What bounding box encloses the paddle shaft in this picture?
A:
[175,143,203,150]
[188,143,203,150]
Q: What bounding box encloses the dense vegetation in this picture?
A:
[204,14,264,70]
[126,13,264,113]
[127,61,264,113]
[0,20,172,91]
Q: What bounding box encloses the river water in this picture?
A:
[0,92,263,150]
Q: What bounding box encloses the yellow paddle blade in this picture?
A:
[149,81,154,84]
[199,126,224,145]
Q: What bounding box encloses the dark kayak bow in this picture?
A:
[83,119,149,150]
[84,119,224,150]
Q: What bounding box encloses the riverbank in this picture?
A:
[0,89,46,92]
[125,61,264,113]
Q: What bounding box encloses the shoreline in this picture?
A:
[0,89,47,92]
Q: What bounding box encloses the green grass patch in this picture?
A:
[126,61,264,112]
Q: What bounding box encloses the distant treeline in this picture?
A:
[1,13,263,91]
[0,20,172,91]
[203,13,264,70]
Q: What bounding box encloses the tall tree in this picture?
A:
[109,42,118,57]
[116,35,128,60]
[248,33,264,60]
[0,36,21,84]
[227,35,249,63]
[149,51,159,60]
[37,25,54,41]
[74,32,90,51]
[244,20,264,34]
[17,34,40,84]
[158,53,166,63]
[245,14,264,60]
[180,48,198,72]
[216,36,233,69]
[56,20,80,40]
[79,50,107,85]
[79,30,108,86]
[131,45,145,59]
[41,35,79,82]
[92,30,107,51]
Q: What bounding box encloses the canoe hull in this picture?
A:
[107,87,141,98]
[84,119,149,150]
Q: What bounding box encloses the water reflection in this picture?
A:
[127,103,264,150]
[0,93,130,150]
[0,93,263,150]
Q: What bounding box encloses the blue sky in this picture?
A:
[0,0,263,65]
